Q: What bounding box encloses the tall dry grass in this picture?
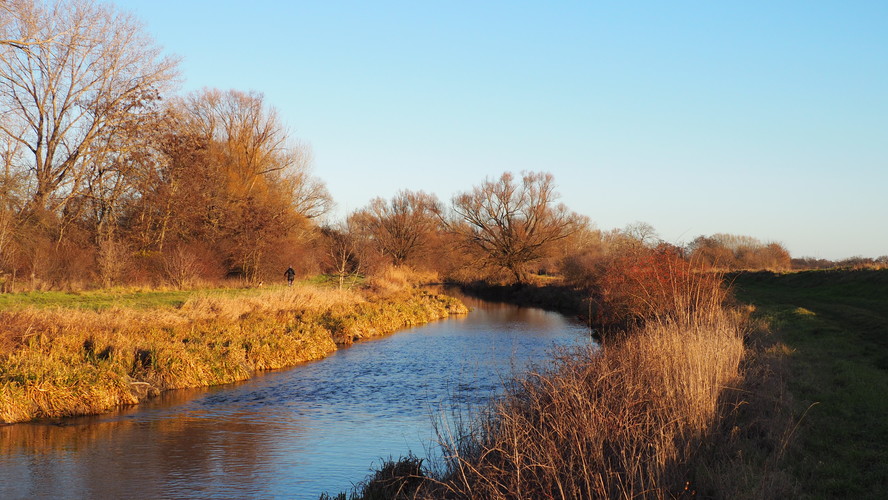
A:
[364,266,441,297]
[384,263,750,499]
[429,313,744,498]
[0,283,466,423]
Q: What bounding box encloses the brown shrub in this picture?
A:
[579,244,729,333]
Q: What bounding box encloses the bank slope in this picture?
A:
[0,286,467,423]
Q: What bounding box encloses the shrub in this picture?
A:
[588,244,728,332]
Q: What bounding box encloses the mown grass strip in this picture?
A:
[732,270,888,498]
[0,289,193,310]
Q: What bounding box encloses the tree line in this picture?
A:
[0,0,805,294]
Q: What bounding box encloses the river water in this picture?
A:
[0,294,589,499]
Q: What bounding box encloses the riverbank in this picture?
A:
[416,269,886,498]
[455,281,587,323]
[0,283,467,424]
[335,269,780,498]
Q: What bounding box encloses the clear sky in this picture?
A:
[116,0,887,260]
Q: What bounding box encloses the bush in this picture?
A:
[584,244,728,332]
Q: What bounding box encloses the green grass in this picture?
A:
[0,277,359,311]
[731,269,888,498]
[0,288,194,310]
[302,273,366,288]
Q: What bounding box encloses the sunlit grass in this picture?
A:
[0,279,354,311]
[0,274,467,423]
[0,288,192,310]
[425,309,746,498]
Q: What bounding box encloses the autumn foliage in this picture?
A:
[0,1,803,294]
[592,244,727,331]
[687,234,791,271]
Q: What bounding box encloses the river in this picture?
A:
[0,294,590,499]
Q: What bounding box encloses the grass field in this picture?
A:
[0,275,366,311]
[0,288,195,310]
[731,269,888,498]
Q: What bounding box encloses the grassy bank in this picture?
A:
[0,282,466,424]
[731,269,888,498]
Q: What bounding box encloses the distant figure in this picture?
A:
[284,266,296,287]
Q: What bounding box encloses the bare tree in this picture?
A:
[0,0,178,216]
[162,244,202,289]
[122,89,328,281]
[176,89,331,219]
[283,142,333,220]
[182,88,289,194]
[0,136,23,289]
[350,190,442,266]
[447,171,585,283]
[0,0,58,50]
[623,221,661,248]
[178,89,329,282]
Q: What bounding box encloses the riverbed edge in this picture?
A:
[0,288,468,424]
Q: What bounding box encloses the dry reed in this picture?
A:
[410,267,748,499]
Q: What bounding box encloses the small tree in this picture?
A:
[447,171,585,283]
[96,237,128,288]
[322,224,362,290]
[163,244,202,289]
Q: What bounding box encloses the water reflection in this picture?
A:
[0,296,589,498]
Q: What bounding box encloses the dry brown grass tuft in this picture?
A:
[365,266,440,297]
[178,286,363,322]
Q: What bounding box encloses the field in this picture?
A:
[731,269,888,498]
[0,275,364,311]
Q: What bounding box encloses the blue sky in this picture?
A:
[117,1,887,260]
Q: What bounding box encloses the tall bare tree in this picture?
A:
[623,221,661,248]
[448,171,585,283]
[0,1,57,50]
[350,190,442,266]
[0,0,178,216]
[177,89,331,219]
[123,89,330,282]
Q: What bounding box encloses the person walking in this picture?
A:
[284,266,296,287]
